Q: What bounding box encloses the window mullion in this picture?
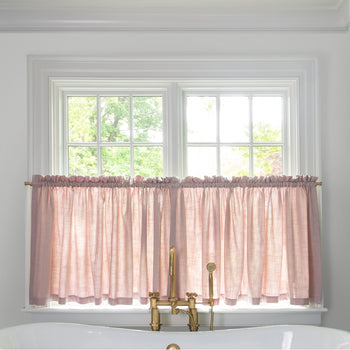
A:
[182,90,188,178]
[282,93,289,175]
[63,93,69,176]
[249,95,254,176]
[216,94,221,176]
[130,94,134,177]
[168,83,181,178]
[97,94,102,176]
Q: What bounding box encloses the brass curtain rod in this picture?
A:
[24,181,323,187]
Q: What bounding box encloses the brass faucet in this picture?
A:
[149,246,216,332]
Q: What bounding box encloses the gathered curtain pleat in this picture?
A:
[29,175,321,306]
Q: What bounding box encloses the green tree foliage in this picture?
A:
[251,121,282,176]
[68,97,98,176]
[101,96,130,143]
[219,122,282,177]
[134,147,163,177]
[101,147,130,176]
[253,146,282,176]
[69,146,98,177]
[68,95,163,177]
[133,97,163,143]
[68,96,97,142]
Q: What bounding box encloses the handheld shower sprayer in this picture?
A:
[206,262,216,331]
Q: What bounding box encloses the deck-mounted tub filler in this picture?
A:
[0,322,350,349]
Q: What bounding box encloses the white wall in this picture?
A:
[0,30,349,331]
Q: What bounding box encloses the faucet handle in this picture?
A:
[149,292,160,298]
[186,292,198,298]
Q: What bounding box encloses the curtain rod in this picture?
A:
[24,181,323,187]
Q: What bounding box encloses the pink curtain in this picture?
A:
[29,175,321,306]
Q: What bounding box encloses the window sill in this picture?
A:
[23,303,326,313]
[23,304,327,329]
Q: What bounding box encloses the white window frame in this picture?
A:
[54,82,292,179]
[26,55,324,327]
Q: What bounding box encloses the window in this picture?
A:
[65,93,165,177]
[27,56,322,327]
[184,93,285,177]
[57,85,290,178]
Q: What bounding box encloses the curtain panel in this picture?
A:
[29,175,321,306]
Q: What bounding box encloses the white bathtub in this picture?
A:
[0,322,349,349]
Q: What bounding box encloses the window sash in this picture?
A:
[183,91,287,177]
[62,90,168,177]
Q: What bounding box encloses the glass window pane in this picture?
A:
[186,96,216,142]
[101,97,130,142]
[187,147,216,177]
[221,147,249,177]
[253,146,282,176]
[68,97,97,142]
[101,147,130,176]
[253,97,282,142]
[134,147,163,177]
[69,146,97,176]
[133,97,163,142]
[220,97,249,143]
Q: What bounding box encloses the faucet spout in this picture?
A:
[169,246,176,301]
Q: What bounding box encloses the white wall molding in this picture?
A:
[2,0,349,32]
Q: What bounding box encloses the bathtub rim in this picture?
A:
[0,321,348,335]
[1,322,349,350]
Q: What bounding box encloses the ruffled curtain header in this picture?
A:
[32,174,318,188]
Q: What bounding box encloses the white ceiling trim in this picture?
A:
[0,0,348,32]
